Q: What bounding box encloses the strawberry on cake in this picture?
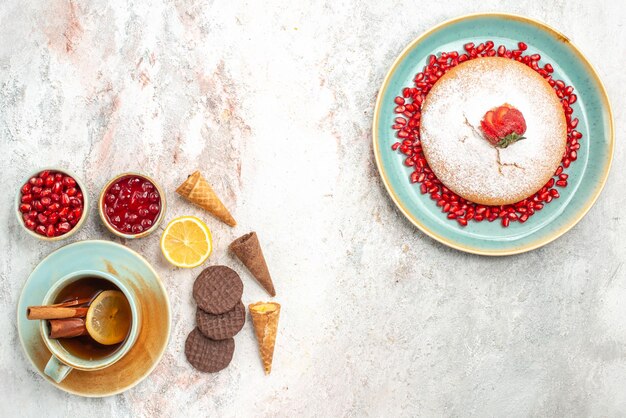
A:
[419,57,567,206]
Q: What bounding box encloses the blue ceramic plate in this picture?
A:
[373,13,614,255]
[17,240,171,397]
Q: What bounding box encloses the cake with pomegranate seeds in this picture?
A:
[420,57,567,206]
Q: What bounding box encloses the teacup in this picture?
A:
[40,270,141,383]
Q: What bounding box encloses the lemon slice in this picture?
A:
[160,216,212,268]
[86,290,132,345]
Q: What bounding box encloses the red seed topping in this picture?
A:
[389,41,581,228]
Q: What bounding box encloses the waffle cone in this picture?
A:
[230,232,276,296]
[249,302,280,375]
[176,171,236,227]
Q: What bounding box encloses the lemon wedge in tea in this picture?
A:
[85,290,132,345]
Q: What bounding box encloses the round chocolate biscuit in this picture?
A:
[196,300,245,340]
[185,328,235,373]
[193,266,243,314]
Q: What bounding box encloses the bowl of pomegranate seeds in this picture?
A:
[16,168,88,240]
[99,173,166,239]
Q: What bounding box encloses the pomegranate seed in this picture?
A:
[57,222,71,234]
[24,219,36,230]
[518,42,527,50]
[19,203,31,213]
[568,94,577,104]
[544,63,553,73]
[48,203,61,212]
[394,96,405,105]
[52,182,62,194]
[40,196,51,207]
[502,217,510,227]
[21,183,31,194]
[46,224,55,237]
[51,193,60,202]
[464,42,475,51]
[457,218,468,226]
[44,175,54,186]
[21,194,33,203]
[35,225,46,235]
[32,186,42,196]
[33,200,43,211]
[530,53,540,61]
[48,213,59,225]
[62,176,76,187]
[37,214,47,224]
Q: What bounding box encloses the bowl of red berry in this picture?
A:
[99,173,166,239]
[16,168,88,240]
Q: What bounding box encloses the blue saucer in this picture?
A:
[17,240,171,397]
[373,13,613,255]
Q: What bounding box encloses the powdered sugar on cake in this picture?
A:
[420,57,567,205]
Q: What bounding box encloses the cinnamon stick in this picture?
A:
[49,318,88,338]
[50,297,93,308]
[27,297,92,320]
[27,306,88,320]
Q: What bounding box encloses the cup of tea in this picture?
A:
[39,270,141,383]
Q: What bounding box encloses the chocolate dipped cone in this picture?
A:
[176,171,236,227]
[230,232,276,296]
[249,302,280,375]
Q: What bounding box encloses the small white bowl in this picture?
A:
[98,172,166,239]
[15,167,89,241]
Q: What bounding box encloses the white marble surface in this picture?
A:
[1,0,625,416]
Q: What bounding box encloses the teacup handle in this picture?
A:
[44,355,73,383]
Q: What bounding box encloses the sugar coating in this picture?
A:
[420,57,567,205]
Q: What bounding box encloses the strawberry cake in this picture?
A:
[420,57,567,206]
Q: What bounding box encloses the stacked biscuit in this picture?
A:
[185,266,245,373]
